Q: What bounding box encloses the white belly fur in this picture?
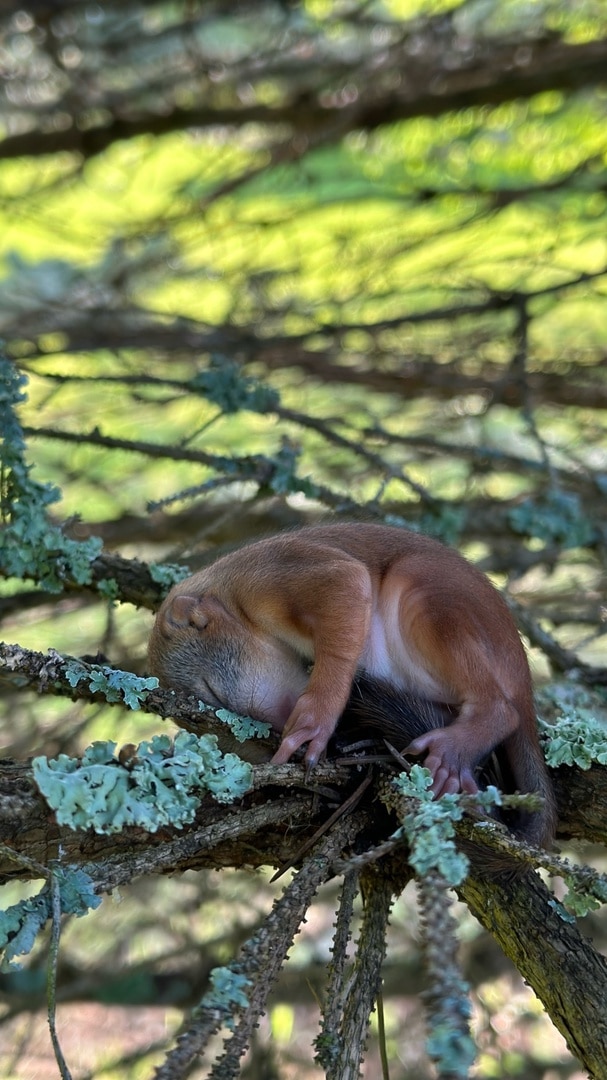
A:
[360,599,448,701]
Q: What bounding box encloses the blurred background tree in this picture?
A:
[0,1,606,1077]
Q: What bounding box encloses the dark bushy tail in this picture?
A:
[338,676,555,848]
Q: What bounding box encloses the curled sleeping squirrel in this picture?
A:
[148,522,556,848]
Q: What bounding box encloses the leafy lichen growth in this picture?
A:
[508,491,596,548]
[266,442,321,499]
[560,880,604,918]
[425,1019,476,1079]
[0,867,100,971]
[198,965,250,1030]
[399,770,479,1077]
[32,732,253,834]
[541,713,607,770]
[393,766,470,886]
[214,707,272,742]
[419,504,467,547]
[96,577,120,601]
[64,660,159,710]
[189,355,279,415]
[148,561,190,590]
[0,357,103,591]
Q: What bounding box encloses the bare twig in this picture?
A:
[47,871,73,1080]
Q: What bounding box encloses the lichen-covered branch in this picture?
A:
[155,816,364,1080]
[0,642,277,752]
[327,871,393,1080]
[417,872,475,1078]
[460,868,607,1078]
[316,870,360,1071]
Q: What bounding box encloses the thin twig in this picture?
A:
[269,772,373,881]
[47,871,73,1080]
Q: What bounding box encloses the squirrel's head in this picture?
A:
[148,587,309,729]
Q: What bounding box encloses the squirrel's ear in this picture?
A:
[158,594,209,632]
[158,594,229,633]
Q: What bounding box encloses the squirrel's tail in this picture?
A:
[338,675,554,851]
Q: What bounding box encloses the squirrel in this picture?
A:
[148,522,556,848]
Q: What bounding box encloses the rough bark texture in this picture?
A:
[461,868,607,1078]
[3,747,607,1076]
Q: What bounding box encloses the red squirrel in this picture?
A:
[148,523,556,847]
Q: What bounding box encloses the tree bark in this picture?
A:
[461,868,607,1077]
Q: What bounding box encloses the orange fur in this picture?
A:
[148,523,556,847]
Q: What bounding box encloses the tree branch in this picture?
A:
[0,659,605,881]
[13,283,607,411]
[0,641,278,750]
[460,868,607,1075]
[2,33,607,161]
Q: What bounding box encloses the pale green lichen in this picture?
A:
[548,866,607,920]
[393,766,470,886]
[148,561,190,590]
[96,577,120,601]
[560,885,601,919]
[198,965,250,1029]
[189,355,279,415]
[508,491,596,548]
[32,732,252,834]
[0,867,100,971]
[64,661,159,710]
[214,708,272,742]
[266,442,321,499]
[0,357,103,591]
[425,1021,476,1079]
[541,713,607,770]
